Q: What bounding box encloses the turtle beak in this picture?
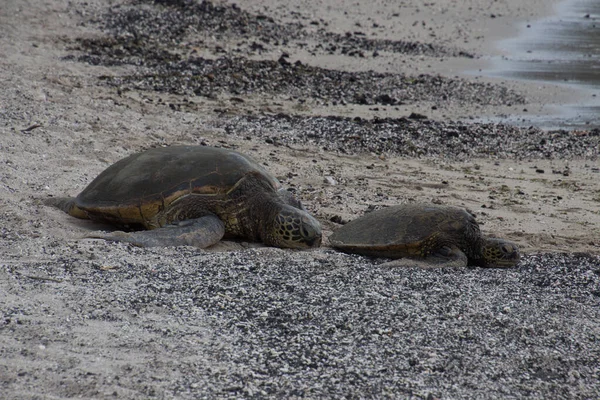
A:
[300,215,322,248]
[304,232,322,248]
[500,243,520,266]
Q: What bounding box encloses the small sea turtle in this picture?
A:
[45,146,322,249]
[329,204,519,268]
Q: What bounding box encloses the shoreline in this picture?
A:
[469,0,600,129]
[244,0,594,129]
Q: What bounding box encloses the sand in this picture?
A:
[1,0,599,398]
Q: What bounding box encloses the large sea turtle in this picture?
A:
[329,204,520,268]
[45,145,322,249]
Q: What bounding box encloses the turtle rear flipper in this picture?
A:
[381,245,468,268]
[87,215,225,248]
[44,197,89,219]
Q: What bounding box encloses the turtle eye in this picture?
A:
[301,225,310,238]
[501,244,514,255]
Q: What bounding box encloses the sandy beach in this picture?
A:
[1,0,599,398]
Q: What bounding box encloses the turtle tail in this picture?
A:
[44,197,89,220]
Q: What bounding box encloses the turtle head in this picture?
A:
[263,204,322,249]
[479,237,520,268]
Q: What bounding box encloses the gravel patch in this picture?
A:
[90,56,523,107]
[215,114,600,160]
[90,0,468,58]
[2,245,599,398]
[67,0,518,108]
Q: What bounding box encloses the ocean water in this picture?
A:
[486,0,600,129]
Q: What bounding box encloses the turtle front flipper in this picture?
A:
[87,215,226,248]
[382,245,468,268]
